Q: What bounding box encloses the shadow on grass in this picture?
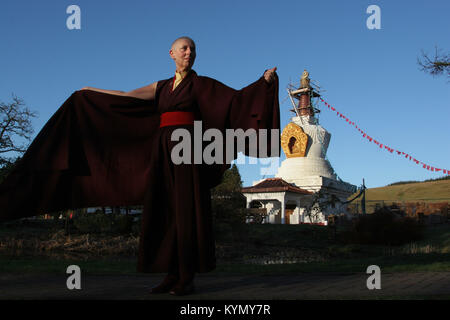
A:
[1,252,449,276]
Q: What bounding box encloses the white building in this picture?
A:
[242,178,315,224]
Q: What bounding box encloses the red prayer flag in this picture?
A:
[320,97,448,173]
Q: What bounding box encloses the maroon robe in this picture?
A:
[0,70,279,275]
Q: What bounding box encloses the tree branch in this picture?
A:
[418,46,450,79]
[0,94,37,165]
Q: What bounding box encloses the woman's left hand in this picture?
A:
[264,67,277,83]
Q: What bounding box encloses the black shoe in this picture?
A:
[150,275,179,294]
[169,281,195,296]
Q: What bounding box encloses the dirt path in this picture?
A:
[1,272,450,300]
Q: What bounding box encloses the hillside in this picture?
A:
[352,179,450,203]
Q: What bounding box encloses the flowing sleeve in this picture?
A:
[194,73,280,188]
[0,90,159,222]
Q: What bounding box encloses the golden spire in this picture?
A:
[300,69,310,88]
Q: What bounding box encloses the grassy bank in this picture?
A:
[1,221,450,275]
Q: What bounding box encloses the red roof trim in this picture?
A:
[241,178,312,195]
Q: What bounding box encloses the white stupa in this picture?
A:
[242,70,356,225]
[276,114,336,181]
[277,70,356,204]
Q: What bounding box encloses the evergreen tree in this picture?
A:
[0,157,20,184]
[211,164,242,195]
[211,164,246,224]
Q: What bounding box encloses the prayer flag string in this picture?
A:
[319,97,449,175]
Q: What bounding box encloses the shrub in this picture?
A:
[341,206,424,246]
[211,192,247,225]
[73,211,134,234]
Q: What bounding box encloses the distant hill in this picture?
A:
[356,179,450,203]
[387,175,450,187]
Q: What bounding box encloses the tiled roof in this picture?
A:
[241,178,312,195]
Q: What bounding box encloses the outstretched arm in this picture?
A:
[81,87,126,96]
[81,82,158,100]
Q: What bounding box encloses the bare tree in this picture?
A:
[304,191,341,224]
[304,201,322,224]
[0,95,37,167]
[417,46,450,79]
[304,191,326,224]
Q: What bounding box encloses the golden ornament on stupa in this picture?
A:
[280,122,308,158]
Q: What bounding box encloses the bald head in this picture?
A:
[171,36,196,50]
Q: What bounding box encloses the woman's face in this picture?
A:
[170,39,196,72]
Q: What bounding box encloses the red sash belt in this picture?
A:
[159,111,195,128]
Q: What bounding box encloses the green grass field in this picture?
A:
[1,253,450,275]
[1,222,450,275]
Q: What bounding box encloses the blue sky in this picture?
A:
[1,0,449,189]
